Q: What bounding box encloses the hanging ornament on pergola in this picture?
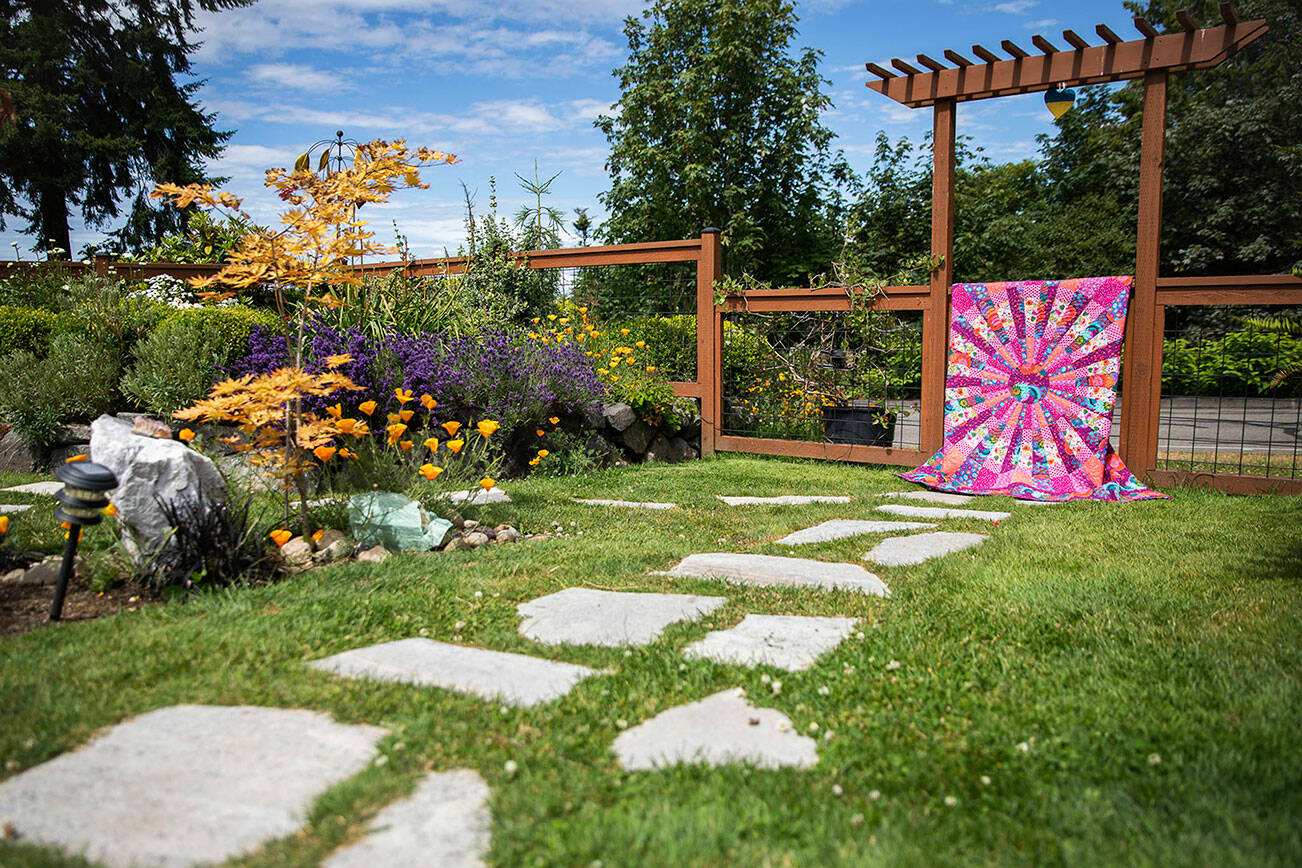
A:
[1044,85,1075,118]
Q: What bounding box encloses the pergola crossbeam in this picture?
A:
[867,14,1267,107]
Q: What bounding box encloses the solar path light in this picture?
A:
[49,460,118,621]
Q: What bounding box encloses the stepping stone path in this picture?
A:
[0,705,384,868]
[612,688,818,770]
[574,498,677,509]
[0,504,32,514]
[684,614,858,671]
[664,553,890,597]
[876,490,974,506]
[864,531,988,566]
[874,504,1011,521]
[444,487,512,505]
[518,587,726,647]
[0,480,62,495]
[310,638,601,708]
[776,519,935,545]
[324,769,490,868]
[717,495,852,506]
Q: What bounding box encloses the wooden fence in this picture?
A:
[4,241,1300,494]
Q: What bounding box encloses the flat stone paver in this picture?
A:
[324,769,490,868]
[309,638,600,708]
[864,531,989,566]
[573,499,677,509]
[683,614,858,671]
[776,519,935,545]
[874,504,1011,521]
[0,504,32,514]
[613,688,818,770]
[663,553,890,597]
[717,495,852,506]
[0,705,384,868]
[443,487,511,505]
[0,481,62,495]
[876,490,974,506]
[518,587,726,647]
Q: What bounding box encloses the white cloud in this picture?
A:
[1025,18,1059,30]
[247,63,349,92]
[992,0,1038,14]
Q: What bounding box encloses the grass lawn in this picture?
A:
[2,455,1300,866]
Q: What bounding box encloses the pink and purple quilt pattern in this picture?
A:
[899,276,1167,502]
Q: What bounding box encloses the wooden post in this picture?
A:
[1122,69,1167,472]
[922,99,957,455]
[697,228,723,457]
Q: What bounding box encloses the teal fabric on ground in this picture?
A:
[348,492,452,551]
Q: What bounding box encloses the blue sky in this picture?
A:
[6,0,1132,258]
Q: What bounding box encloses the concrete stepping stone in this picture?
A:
[864,531,988,566]
[776,519,935,545]
[309,638,599,708]
[0,705,384,868]
[684,614,858,671]
[324,769,490,868]
[0,504,32,514]
[573,498,676,509]
[663,553,889,597]
[874,504,1011,521]
[0,481,62,495]
[876,490,974,506]
[443,487,511,505]
[518,587,726,647]
[717,495,852,506]
[613,688,818,770]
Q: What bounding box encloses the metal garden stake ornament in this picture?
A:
[49,460,118,621]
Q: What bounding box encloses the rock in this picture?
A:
[644,434,670,463]
[621,420,653,454]
[1,481,63,495]
[53,424,93,447]
[443,537,474,552]
[718,495,853,506]
[20,561,73,586]
[464,532,489,547]
[482,527,497,541]
[446,511,466,529]
[495,527,520,544]
[463,519,479,530]
[873,504,1011,521]
[667,437,693,463]
[581,404,604,429]
[0,504,33,514]
[48,445,92,466]
[517,588,726,647]
[584,433,619,462]
[90,414,228,561]
[317,530,353,563]
[602,402,637,432]
[2,568,25,584]
[0,432,43,473]
[777,519,936,546]
[357,546,391,563]
[876,490,975,506]
[574,499,677,510]
[662,553,890,597]
[131,416,174,439]
[280,536,314,568]
[863,531,988,566]
[442,487,511,505]
[348,491,452,552]
[684,614,859,671]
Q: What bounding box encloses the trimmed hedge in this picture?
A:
[0,305,66,357]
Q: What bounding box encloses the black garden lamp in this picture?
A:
[49,460,117,621]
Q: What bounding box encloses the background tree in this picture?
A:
[597,0,854,283]
[0,0,251,257]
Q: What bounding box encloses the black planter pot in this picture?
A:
[822,402,896,447]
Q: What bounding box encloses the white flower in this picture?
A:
[944,795,958,807]
[869,789,881,800]
[980,775,991,786]
[770,680,782,694]
[817,685,830,696]
[1147,753,1161,766]
[473,590,483,598]
[843,666,855,675]
[418,627,429,637]
[454,620,465,630]
[392,742,405,751]
[616,719,628,729]
[504,760,518,775]
[678,663,687,671]
[808,722,819,733]
[623,649,632,657]
[850,813,864,826]
[856,631,865,639]
[831,784,843,796]
[885,660,901,671]
[374,755,388,766]
[1016,741,1030,752]
[823,731,833,741]
[500,706,510,715]
[760,674,771,685]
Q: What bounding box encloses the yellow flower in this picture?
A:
[531,317,541,324]
[399,409,414,422]
[312,529,325,543]
[598,368,608,375]
[549,417,559,425]
[537,449,549,458]
[423,436,440,451]
[64,453,87,462]
[559,317,569,325]
[636,341,646,349]
[479,477,495,491]
[395,388,414,404]
[547,314,557,321]
[178,429,196,442]
[399,440,413,451]
[578,306,588,314]
[442,421,462,436]
[358,400,377,416]
[326,403,343,418]
[621,328,630,335]
[528,457,540,467]
[60,520,71,529]
[270,529,292,547]
[336,418,358,434]
[447,439,464,454]
[386,422,408,442]
[387,412,401,423]
[103,502,117,516]
[313,445,337,462]
[351,422,370,438]
[324,353,353,368]
[420,394,437,410]
[646,366,656,373]
[419,463,444,480]
[476,419,500,438]
[0,516,9,535]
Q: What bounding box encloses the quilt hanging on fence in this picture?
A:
[899,275,1167,502]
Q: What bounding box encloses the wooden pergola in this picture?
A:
[863,3,1270,476]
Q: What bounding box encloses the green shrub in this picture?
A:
[1162,330,1302,397]
[0,333,121,447]
[0,306,64,357]
[331,271,523,342]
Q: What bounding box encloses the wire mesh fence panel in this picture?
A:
[1156,304,1302,478]
[720,307,924,450]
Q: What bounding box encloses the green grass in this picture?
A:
[2,455,1300,866]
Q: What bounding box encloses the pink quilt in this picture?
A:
[899,276,1167,502]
